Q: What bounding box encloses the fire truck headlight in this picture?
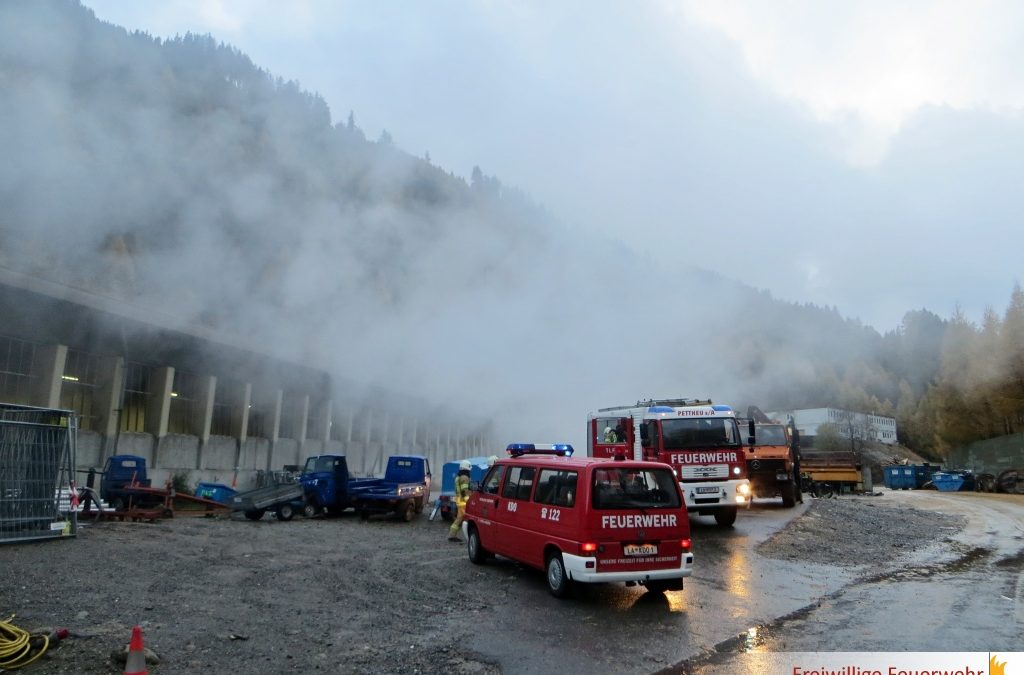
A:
[732,466,741,476]
[737,483,751,496]
[735,495,746,503]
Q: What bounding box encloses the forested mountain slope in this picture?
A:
[2,0,1019,454]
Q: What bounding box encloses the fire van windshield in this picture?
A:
[592,468,681,510]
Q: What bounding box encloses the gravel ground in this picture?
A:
[756,494,965,567]
[1,495,968,674]
[0,512,501,674]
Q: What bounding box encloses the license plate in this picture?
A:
[623,544,657,556]
[776,472,789,480]
[696,486,719,494]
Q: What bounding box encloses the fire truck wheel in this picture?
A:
[714,506,737,527]
[111,498,125,512]
[467,526,489,564]
[276,504,295,521]
[401,500,416,522]
[302,503,318,518]
[546,552,571,598]
[244,509,265,521]
[781,484,796,508]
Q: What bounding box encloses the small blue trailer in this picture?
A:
[432,456,491,522]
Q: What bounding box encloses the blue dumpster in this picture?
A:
[910,464,939,489]
[195,482,237,503]
[885,464,940,490]
[883,466,903,489]
[931,471,975,492]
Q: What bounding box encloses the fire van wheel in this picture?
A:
[400,500,416,522]
[467,526,489,564]
[546,552,572,598]
[302,503,318,518]
[781,483,796,508]
[276,504,295,522]
[714,506,737,527]
[244,509,265,521]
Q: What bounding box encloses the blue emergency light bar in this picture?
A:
[506,443,574,457]
[711,405,733,412]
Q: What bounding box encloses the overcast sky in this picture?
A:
[83,0,1024,332]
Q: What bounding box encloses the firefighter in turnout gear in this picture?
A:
[448,461,472,541]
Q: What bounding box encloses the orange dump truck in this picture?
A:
[740,421,799,507]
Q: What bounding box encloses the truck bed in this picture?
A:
[801,450,861,483]
[231,483,304,512]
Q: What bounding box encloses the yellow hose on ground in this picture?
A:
[0,615,50,670]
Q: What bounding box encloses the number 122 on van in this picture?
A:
[541,507,561,521]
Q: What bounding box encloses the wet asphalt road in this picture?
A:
[465,492,1024,675]
[695,491,1024,673]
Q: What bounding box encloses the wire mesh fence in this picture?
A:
[0,402,77,544]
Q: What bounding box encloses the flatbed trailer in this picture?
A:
[231,482,304,521]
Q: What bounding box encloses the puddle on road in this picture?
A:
[654,592,845,675]
[993,548,1024,570]
[656,546,997,675]
[855,546,992,583]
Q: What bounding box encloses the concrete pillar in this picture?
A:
[297,394,310,445]
[261,388,283,473]
[192,375,216,471]
[95,355,125,463]
[268,389,283,442]
[29,343,68,409]
[232,382,251,442]
[145,366,173,439]
[316,398,332,442]
[193,375,216,444]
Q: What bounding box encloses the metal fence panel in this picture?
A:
[949,433,1024,474]
[0,403,77,544]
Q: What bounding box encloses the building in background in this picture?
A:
[764,407,897,447]
[0,266,490,489]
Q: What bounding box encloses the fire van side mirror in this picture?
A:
[747,419,756,446]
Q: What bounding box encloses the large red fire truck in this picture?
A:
[587,398,751,527]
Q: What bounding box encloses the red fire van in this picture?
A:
[463,444,694,598]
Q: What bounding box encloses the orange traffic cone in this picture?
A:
[124,625,147,675]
